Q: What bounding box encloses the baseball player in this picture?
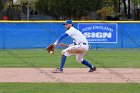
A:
[53,20,96,73]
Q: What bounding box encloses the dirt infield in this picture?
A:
[0,68,140,83]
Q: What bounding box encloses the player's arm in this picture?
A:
[54,33,69,45]
[58,43,69,47]
[58,42,76,47]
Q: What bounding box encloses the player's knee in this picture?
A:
[61,50,65,55]
[76,58,83,63]
[62,50,68,56]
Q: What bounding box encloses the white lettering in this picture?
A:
[92,26,113,32]
[83,32,91,38]
[82,26,92,31]
[83,32,112,38]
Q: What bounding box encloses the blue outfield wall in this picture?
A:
[0,21,140,49]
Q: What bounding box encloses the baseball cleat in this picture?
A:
[52,68,63,73]
[89,66,96,72]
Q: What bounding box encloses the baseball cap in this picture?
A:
[63,20,72,25]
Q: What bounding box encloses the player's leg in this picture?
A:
[59,55,66,71]
[52,47,74,73]
[52,54,67,73]
[59,46,82,70]
[59,47,75,70]
[76,53,96,72]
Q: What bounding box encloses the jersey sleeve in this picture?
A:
[57,33,69,42]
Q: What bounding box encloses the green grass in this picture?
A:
[0,49,140,68]
[0,83,139,93]
[0,49,140,93]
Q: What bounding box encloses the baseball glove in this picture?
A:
[46,44,55,54]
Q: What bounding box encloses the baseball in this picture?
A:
[50,51,53,54]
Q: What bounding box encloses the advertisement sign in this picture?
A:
[78,23,118,43]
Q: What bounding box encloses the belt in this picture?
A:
[80,43,87,45]
[74,42,87,45]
